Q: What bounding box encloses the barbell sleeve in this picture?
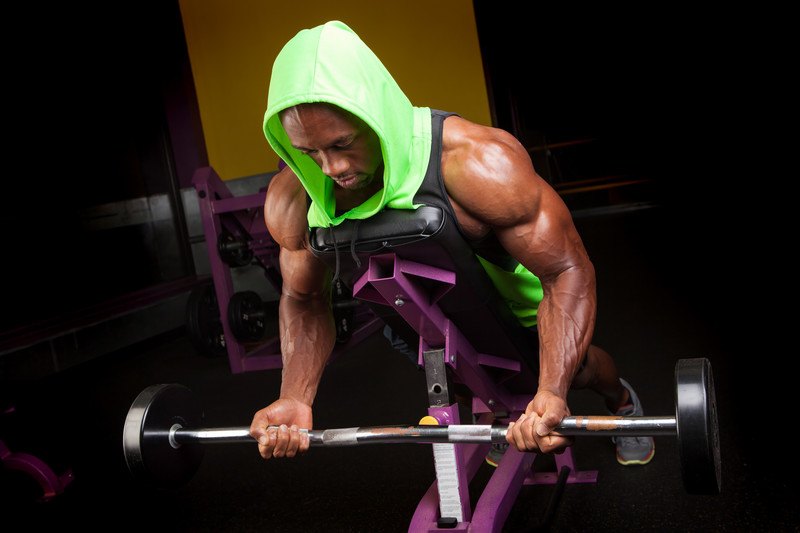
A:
[168,415,676,448]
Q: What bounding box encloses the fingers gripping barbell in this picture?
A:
[122,357,721,494]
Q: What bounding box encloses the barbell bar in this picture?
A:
[167,414,677,447]
[123,357,721,494]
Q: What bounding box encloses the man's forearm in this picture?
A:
[278,293,336,405]
[536,267,596,398]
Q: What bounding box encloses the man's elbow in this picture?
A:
[542,260,596,295]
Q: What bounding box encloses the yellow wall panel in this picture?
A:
[178,0,490,180]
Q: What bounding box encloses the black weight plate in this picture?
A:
[186,284,227,358]
[228,291,266,342]
[675,357,722,494]
[218,230,253,267]
[122,384,205,488]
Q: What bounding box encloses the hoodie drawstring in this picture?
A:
[328,224,341,283]
[350,219,362,269]
[328,220,361,284]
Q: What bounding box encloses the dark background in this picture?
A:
[2,1,199,330]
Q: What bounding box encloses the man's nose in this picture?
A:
[321,151,349,177]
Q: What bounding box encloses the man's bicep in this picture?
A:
[279,246,330,300]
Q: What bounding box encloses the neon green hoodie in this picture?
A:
[263,20,431,228]
[263,21,543,326]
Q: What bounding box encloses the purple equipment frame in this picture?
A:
[192,167,382,373]
[354,253,598,532]
[0,436,73,501]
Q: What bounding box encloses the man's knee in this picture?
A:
[571,345,612,389]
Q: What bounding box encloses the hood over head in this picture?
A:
[263,21,431,228]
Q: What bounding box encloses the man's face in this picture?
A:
[281,103,383,191]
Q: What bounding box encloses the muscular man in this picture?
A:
[249,21,654,466]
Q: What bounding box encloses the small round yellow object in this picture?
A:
[418,415,439,426]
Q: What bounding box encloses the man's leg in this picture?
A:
[572,345,655,465]
[571,345,628,411]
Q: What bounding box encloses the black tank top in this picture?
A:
[412,110,519,272]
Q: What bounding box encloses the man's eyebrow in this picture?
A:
[292,134,355,152]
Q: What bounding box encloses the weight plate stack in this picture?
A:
[186,283,227,358]
[228,291,267,342]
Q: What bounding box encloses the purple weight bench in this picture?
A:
[309,205,597,532]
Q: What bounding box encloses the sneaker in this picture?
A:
[611,378,655,465]
[485,442,508,467]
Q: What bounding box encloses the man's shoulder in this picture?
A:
[441,116,546,227]
[265,167,306,212]
[442,116,535,182]
[265,168,309,251]
[442,115,525,164]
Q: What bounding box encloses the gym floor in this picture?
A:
[3,199,796,532]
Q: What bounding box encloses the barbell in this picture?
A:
[122,357,721,495]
